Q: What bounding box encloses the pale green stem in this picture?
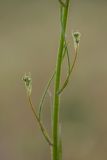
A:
[38,42,70,121]
[52,1,70,160]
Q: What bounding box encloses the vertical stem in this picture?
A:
[52,1,70,160]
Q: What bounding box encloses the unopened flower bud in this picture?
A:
[72,31,81,47]
[22,73,32,96]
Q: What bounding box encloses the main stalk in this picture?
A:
[52,1,70,160]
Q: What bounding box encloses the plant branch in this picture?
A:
[28,96,53,146]
[64,40,71,74]
[38,71,55,120]
[57,44,79,95]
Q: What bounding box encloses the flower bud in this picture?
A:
[72,31,81,47]
[22,73,32,96]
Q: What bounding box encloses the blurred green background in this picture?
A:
[0,0,107,160]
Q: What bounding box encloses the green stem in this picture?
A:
[52,1,70,160]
